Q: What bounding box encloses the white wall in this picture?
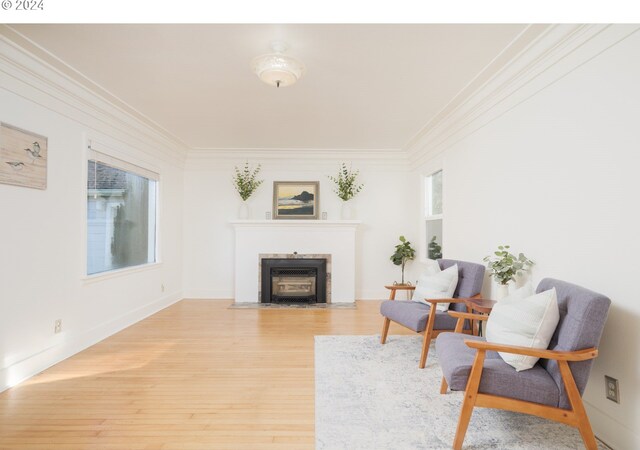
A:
[183,153,414,300]
[412,27,640,449]
[0,37,186,391]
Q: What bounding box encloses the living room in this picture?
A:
[0,5,638,450]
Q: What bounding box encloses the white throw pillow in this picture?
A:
[486,287,560,371]
[411,264,458,312]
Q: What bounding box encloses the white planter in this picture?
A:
[495,283,510,300]
[239,201,250,219]
[341,201,353,220]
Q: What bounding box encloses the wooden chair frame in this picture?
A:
[380,295,481,369]
[441,311,600,450]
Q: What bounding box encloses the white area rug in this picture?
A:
[315,335,607,450]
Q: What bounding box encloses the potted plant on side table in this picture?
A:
[483,245,534,299]
[390,235,416,285]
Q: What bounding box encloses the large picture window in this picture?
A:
[425,170,443,260]
[87,151,158,275]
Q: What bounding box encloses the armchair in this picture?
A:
[436,278,611,450]
[380,259,485,368]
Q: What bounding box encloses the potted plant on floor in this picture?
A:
[390,235,416,285]
[483,245,534,299]
[328,162,364,219]
[233,162,263,219]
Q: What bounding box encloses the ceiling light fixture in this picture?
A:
[251,41,305,88]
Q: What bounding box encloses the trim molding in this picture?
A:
[0,25,189,165]
[586,399,639,450]
[406,24,640,166]
[187,148,410,170]
[0,292,182,394]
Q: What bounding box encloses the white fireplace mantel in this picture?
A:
[231,220,360,303]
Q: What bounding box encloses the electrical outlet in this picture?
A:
[54,319,62,334]
[605,375,620,403]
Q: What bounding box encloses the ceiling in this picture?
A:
[11,24,526,150]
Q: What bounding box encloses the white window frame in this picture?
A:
[82,136,161,282]
[423,169,443,261]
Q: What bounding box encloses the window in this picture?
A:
[87,151,158,275]
[425,170,443,260]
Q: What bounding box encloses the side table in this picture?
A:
[463,298,497,336]
[384,285,416,300]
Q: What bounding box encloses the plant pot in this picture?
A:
[496,283,510,300]
[341,201,353,220]
[239,201,249,219]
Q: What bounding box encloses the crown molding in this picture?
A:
[186,147,410,170]
[405,24,640,167]
[0,25,189,165]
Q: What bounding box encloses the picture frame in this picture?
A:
[0,122,48,190]
[273,181,319,220]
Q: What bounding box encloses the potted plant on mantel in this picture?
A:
[483,245,534,300]
[233,162,263,219]
[390,235,416,285]
[328,162,364,219]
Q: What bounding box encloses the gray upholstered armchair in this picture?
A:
[380,259,485,368]
[436,278,611,450]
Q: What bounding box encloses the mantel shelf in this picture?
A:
[230,220,361,226]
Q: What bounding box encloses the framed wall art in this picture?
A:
[273,181,319,220]
[0,122,48,190]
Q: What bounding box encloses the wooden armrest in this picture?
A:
[448,311,489,321]
[425,298,466,304]
[464,340,598,361]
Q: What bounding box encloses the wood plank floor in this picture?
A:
[0,300,412,449]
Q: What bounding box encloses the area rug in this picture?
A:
[315,335,608,450]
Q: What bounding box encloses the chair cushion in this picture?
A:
[435,332,560,407]
[380,300,465,332]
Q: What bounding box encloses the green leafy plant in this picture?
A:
[390,235,416,285]
[428,236,442,260]
[483,245,534,285]
[233,162,263,201]
[328,162,364,201]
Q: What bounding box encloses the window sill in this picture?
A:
[83,262,162,284]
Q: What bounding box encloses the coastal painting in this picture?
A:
[273,181,319,220]
[0,123,48,190]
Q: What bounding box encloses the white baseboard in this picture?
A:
[182,289,234,299]
[0,291,182,393]
[586,400,638,450]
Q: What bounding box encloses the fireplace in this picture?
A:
[261,258,327,304]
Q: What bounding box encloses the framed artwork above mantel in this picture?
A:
[273,181,319,220]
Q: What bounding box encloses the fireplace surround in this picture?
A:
[232,220,357,303]
[261,258,327,304]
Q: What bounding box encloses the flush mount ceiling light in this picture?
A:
[251,41,305,88]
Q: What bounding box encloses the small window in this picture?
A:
[425,170,443,260]
[87,153,158,275]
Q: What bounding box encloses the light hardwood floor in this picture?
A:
[0,300,412,449]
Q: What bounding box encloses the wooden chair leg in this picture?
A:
[453,349,486,450]
[419,303,438,368]
[380,318,391,344]
[558,361,598,450]
[440,376,448,394]
[419,330,432,369]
